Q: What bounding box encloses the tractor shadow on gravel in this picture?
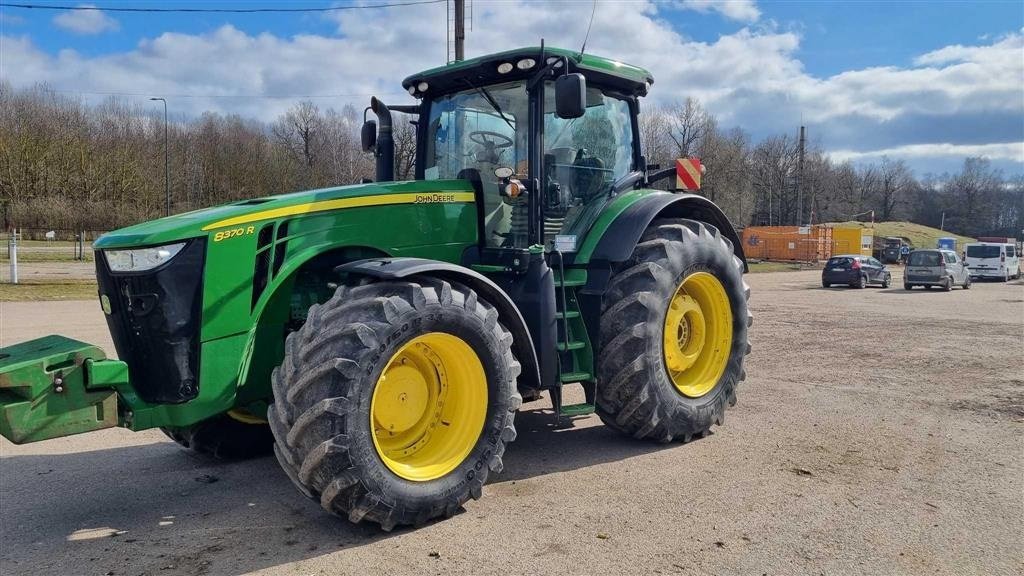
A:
[0,439,393,576]
[495,404,706,484]
[0,409,705,575]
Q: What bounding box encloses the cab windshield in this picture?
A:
[424,79,635,249]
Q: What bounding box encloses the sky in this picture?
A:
[1,0,1022,175]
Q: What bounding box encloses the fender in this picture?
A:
[590,191,746,269]
[335,257,542,393]
[575,191,746,354]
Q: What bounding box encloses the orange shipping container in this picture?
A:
[741,226,833,262]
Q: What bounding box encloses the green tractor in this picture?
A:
[0,46,750,530]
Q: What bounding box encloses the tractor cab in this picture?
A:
[365,46,652,254]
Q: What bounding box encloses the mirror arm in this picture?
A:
[388,104,421,115]
[527,56,566,90]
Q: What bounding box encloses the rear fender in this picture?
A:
[336,258,542,393]
[587,192,746,269]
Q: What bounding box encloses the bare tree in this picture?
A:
[875,157,914,221]
[393,117,417,181]
[665,97,710,158]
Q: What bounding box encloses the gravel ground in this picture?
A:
[1,269,1022,576]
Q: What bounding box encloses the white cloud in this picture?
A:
[1,1,1020,172]
[53,5,119,36]
[829,142,1024,164]
[675,0,761,23]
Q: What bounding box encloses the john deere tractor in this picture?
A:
[0,46,750,530]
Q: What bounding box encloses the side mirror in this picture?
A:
[361,120,377,152]
[555,73,586,119]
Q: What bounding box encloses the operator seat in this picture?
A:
[573,149,606,201]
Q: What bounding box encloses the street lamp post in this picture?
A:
[150,97,169,217]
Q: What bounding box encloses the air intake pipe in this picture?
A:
[370,97,394,182]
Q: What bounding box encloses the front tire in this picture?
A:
[882,274,891,288]
[595,219,750,442]
[268,277,521,530]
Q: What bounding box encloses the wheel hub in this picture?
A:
[662,271,733,398]
[370,333,488,482]
[373,364,430,434]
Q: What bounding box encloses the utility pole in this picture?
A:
[150,97,170,216]
[454,0,465,61]
[796,125,805,226]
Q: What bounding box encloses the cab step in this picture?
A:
[559,371,592,383]
[552,379,597,418]
[560,402,596,416]
[554,310,580,319]
[556,340,586,351]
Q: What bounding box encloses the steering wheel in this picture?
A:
[469,131,514,150]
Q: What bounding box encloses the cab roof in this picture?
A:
[403,46,654,98]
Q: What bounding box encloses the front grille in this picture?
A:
[95,239,206,404]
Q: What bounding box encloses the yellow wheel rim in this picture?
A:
[663,271,733,398]
[370,332,488,482]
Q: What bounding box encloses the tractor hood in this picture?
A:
[93,180,475,250]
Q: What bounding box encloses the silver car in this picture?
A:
[904,249,971,291]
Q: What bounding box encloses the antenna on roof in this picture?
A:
[578,0,597,60]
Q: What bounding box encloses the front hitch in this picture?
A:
[0,335,127,444]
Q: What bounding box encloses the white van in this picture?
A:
[965,242,1021,281]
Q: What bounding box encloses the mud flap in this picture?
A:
[0,335,125,444]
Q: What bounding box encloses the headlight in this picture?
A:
[516,58,536,70]
[105,242,186,272]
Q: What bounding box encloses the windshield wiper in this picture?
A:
[463,79,515,132]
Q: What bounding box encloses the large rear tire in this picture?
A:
[268,277,520,530]
[162,412,274,459]
[595,219,750,442]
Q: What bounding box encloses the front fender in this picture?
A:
[336,258,542,393]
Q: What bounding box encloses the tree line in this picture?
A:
[641,98,1023,239]
[1,82,1020,239]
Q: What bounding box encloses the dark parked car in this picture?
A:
[822,255,892,288]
